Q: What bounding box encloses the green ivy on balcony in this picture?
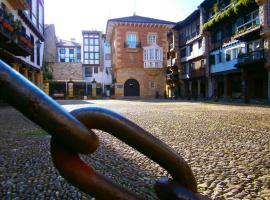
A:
[203,0,258,31]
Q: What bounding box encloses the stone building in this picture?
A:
[44,24,57,63]
[57,38,81,63]
[200,0,270,102]
[44,25,83,82]
[0,0,44,88]
[44,25,83,98]
[172,9,207,99]
[82,30,112,95]
[106,14,175,98]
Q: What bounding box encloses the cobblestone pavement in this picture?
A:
[0,100,270,200]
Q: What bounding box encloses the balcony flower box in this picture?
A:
[2,20,14,32]
[27,41,33,49]
[1,11,14,33]
[18,32,30,46]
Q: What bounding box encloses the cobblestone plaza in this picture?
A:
[0,100,270,199]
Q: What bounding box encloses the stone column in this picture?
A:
[198,80,201,98]
[43,82,50,95]
[39,71,44,89]
[92,83,97,98]
[224,75,228,99]
[23,68,28,79]
[68,81,74,98]
[208,77,213,98]
[268,70,270,102]
[242,69,249,103]
[36,72,41,88]
[31,71,35,84]
[188,81,192,99]
[12,63,20,72]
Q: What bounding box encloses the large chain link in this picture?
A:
[0,60,199,200]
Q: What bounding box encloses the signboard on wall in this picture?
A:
[116,84,123,89]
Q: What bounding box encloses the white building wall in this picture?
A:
[180,37,205,63]
[102,40,112,85]
[83,39,112,87]
[210,42,246,74]
[187,39,204,61]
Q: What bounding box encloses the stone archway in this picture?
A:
[124,79,140,96]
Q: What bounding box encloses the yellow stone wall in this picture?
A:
[115,67,166,97]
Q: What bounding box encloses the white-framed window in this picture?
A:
[143,44,163,68]
[216,31,222,41]
[31,0,38,26]
[105,54,110,60]
[85,66,92,77]
[149,81,156,89]
[127,33,137,48]
[232,48,238,60]
[148,34,157,45]
[216,52,223,63]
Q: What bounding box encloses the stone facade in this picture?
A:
[49,63,83,81]
[115,67,166,98]
[44,24,57,63]
[106,15,175,98]
[196,0,270,102]
[172,9,207,99]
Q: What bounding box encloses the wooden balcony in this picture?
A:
[2,37,33,57]
[7,0,30,10]
[234,18,261,41]
[0,20,33,56]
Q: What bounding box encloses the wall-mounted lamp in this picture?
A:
[36,40,42,48]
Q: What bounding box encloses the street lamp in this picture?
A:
[35,40,42,66]
[35,39,42,48]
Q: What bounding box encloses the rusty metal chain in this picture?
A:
[0,60,199,200]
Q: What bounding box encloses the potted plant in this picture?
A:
[213,3,220,14]
[2,11,14,32]
[13,19,22,33]
[11,19,22,42]
[28,40,33,49]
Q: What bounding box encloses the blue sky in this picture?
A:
[45,0,203,42]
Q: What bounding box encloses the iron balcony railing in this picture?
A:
[236,17,260,33]
[124,42,141,48]
[237,50,265,64]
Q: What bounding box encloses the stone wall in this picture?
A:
[44,25,57,63]
[115,67,166,98]
[49,63,83,81]
[111,25,170,97]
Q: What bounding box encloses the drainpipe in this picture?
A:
[268,70,270,103]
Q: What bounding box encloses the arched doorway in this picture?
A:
[124,79,140,96]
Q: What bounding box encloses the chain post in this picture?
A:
[0,60,200,200]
